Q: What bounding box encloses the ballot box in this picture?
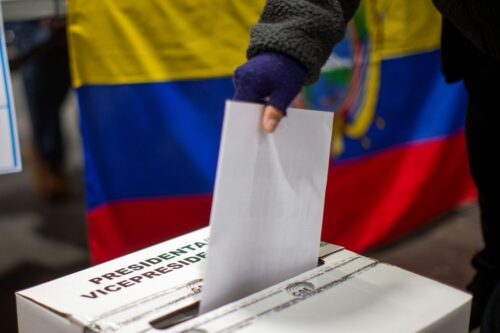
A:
[16,227,471,333]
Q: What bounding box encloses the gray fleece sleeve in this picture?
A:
[247,0,361,84]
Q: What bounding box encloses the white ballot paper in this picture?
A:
[200,101,334,313]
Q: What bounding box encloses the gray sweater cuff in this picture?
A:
[247,0,348,84]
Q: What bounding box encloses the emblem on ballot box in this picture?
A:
[187,279,203,294]
[286,281,316,299]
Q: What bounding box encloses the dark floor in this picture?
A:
[0,75,484,333]
[369,203,482,289]
[0,168,89,333]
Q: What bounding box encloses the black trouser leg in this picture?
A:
[464,76,500,330]
[482,282,500,332]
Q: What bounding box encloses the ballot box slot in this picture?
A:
[149,302,200,329]
[149,258,328,330]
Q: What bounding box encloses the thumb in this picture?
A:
[262,105,284,133]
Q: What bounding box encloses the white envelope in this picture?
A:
[200,101,334,313]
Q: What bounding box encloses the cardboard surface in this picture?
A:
[174,251,471,333]
[17,227,210,332]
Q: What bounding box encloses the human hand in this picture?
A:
[233,52,306,133]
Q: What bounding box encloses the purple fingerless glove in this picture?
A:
[233,52,307,114]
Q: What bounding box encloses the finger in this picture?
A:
[262,105,284,133]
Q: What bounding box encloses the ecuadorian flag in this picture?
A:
[68,0,475,264]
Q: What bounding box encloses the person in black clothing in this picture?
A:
[442,19,500,331]
[233,0,500,330]
[6,19,72,199]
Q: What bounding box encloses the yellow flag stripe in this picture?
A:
[68,0,264,87]
[369,0,441,58]
[68,0,440,88]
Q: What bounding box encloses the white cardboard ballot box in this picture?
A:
[16,227,471,333]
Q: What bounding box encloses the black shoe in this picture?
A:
[467,271,499,330]
[469,295,484,330]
